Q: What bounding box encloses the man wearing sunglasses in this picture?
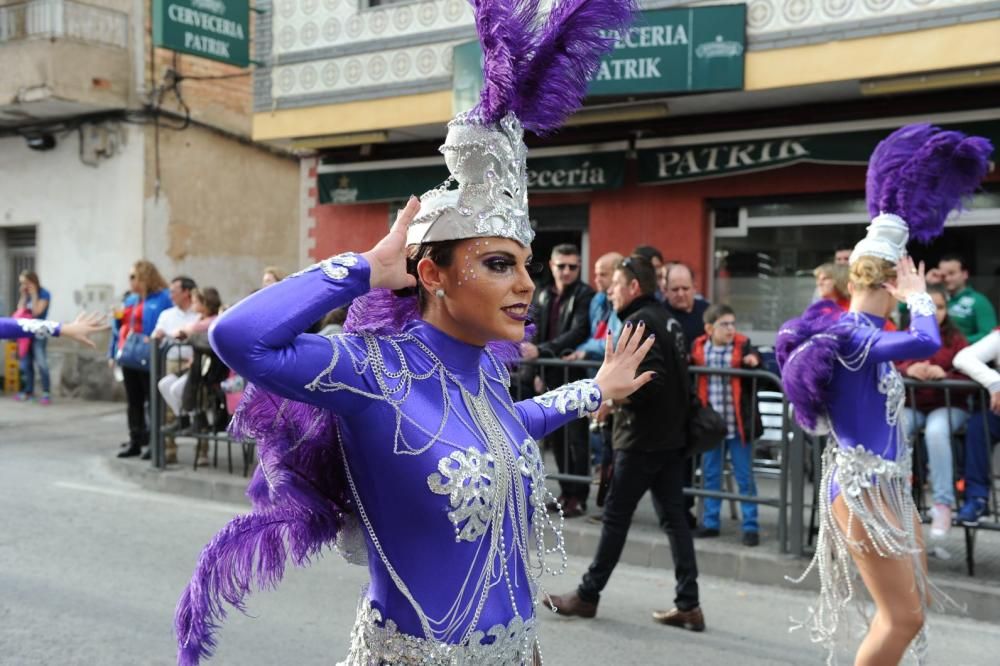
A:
[522,243,595,517]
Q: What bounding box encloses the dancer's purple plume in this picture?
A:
[471,0,636,133]
[513,0,636,133]
[866,124,993,243]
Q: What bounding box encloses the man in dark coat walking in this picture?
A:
[543,255,705,631]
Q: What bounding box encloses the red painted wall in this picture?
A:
[310,201,388,261]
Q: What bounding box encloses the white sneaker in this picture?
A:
[930,503,952,541]
[929,544,952,560]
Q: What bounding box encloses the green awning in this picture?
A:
[637,119,1000,185]
[318,149,625,204]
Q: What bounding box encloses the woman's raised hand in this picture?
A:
[885,255,926,302]
[60,312,109,349]
[593,321,658,402]
[362,196,420,290]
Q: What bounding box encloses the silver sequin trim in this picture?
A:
[288,252,361,281]
[15,318,58,339]
[532,379,602,417]
[906,292,935,318]
[341,599,537,666]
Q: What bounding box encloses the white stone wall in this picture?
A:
[0,126,144,323]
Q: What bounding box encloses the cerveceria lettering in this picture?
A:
[656,140,809,178]
[527,161,606,189]
[595,23,687,82]
[167,4,244,57]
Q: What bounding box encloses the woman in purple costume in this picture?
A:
[1,313,106,349]
[173,1,645,664]
[777,125,992,665]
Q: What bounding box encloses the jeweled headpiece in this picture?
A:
[851,123,993,264]
[407,0,636,248]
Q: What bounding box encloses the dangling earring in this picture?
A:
[435,288,445,298]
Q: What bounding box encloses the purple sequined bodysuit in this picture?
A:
[208,253,601,664]
[780,292,941,664]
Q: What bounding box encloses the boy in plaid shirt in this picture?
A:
[690,304,762,546]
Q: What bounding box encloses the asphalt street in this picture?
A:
[2,400,998,665]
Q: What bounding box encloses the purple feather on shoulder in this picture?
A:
[866,124,993,243]
[776,301,846,433]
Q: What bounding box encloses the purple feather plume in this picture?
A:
[513,0,636,133]
[775,301,846,432]
[866,124,993,243]
[473,0,540,126]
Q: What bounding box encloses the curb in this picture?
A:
[108,458,1000,623]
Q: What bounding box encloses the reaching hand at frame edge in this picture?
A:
[60,312,109,350]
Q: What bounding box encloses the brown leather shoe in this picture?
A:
[652,606,705,632]
[542,592,597,618]
[562,497,585,518]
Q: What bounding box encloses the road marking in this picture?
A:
[53,480,247,515]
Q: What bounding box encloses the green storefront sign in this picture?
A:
[319,151,625,204]
[590,4,745,95]
[638,120,1000,184]
[153,0,249,67]
[452,4,745,112]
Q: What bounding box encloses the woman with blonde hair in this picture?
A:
[778,124,992,665]
[814,262,850,311]
[111,259,172,458]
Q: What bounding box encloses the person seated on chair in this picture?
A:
[897,284,970,553]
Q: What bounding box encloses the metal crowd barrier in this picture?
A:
[517,359,999,563]
[148,340,255,476]
[516,359,799,554]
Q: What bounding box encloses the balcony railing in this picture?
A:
[0,0,128,48]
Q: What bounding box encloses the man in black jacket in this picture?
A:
[522,243,594,517]
[544,255,705,631]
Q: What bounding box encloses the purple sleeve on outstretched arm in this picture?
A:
[0,317,60,339]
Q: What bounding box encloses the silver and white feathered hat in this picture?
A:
[851,123,993,266]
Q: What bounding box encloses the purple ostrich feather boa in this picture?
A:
[775,301,850,433]
[174,287,531,665]
[866,124,993,243]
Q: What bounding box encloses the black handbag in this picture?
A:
[684,395,726,458]
[117,332,152,371]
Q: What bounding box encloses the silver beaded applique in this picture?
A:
[341,599,538,666]
[288,252,361,281]
[407,112,533,248]
[315,330,568,652]
[532,379,602,417]
[16,318,59,339]
[877,365,905,428]
[906,292,935,318]
[427,448,497,542]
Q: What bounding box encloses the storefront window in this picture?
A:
[712,192,1000,344]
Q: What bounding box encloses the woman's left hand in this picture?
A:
[593,320,657,402]
[60,312,109,349]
